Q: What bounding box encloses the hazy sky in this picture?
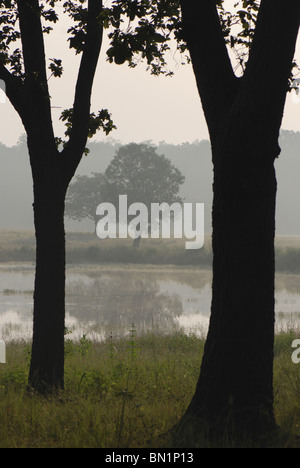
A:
[0,1,299,147]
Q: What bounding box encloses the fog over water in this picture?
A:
[0,264,299,342]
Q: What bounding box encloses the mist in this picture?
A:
[0,130,300,235]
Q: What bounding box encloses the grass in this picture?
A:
[2,229,300,272]
[0,331,203,448]
[0,330,299,448]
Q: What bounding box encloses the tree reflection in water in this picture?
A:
[65,270,185,339]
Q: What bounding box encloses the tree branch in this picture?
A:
[62,0,103,179]
[17,0,48,80]
[239,0,300,141]
[16,0,55,144]
[180,0,238,133]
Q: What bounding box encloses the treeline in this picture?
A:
[2,241,300,272]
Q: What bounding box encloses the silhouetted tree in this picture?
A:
[0,0,115,393]
[104,0,300,441]
[0,0,184,393]
[176,0,300,441]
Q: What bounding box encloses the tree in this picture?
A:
[65,173,106,226]
[104,0,300,442]
[0,0,116,393]
[0,0,186,395]
[65,143,185,245]
[105,143,185,245]
[176,0,300,442]
[105,143,184,206]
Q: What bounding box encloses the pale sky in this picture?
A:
[0,2,299,147]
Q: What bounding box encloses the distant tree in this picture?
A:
[65,173,106,225]
[105,143,184,203]
[105,143,185,246]
[65,143,185,246]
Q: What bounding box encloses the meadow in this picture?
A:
[0,329,299,448]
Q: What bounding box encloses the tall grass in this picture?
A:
[0,331,203,448]
[0,330,299,448]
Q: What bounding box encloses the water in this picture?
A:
[0,263,299,342]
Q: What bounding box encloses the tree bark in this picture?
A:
[176,0,300,441]
[182,118,278,437]
[28,153,68,393]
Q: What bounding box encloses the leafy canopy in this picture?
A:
[102,0,298,83]
[0,1,279,78]
[104,143,185,207]
[0,0,298,147]
[0,0,116,152]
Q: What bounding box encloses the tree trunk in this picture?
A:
[28,169,67,393]
[170,126,278,445]
[182,121,278,439]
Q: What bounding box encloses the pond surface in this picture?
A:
[0,263,299,341]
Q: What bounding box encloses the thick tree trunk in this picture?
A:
[183,123,277,438]
[170,127,278,446]
[28,170,67,393]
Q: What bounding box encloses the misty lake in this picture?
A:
[0,263,300,342]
